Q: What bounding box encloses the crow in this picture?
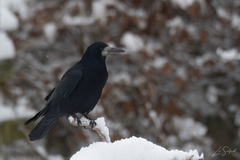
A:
[25,42,125,141]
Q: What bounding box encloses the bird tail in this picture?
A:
[24,104,51,125]
[28,109,61,141]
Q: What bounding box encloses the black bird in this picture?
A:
[25,42,124,141]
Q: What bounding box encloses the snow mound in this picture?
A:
[70,137,204,160]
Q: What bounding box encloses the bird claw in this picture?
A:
[90,120,96,129]
[70,114,81,126]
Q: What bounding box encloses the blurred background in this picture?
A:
[1,0,240,159]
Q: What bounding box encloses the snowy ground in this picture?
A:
[70,137,204,160]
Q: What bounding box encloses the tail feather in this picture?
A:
[29,109,60,141]
[24,105,51,125]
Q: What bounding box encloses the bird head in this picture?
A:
[86,42,125,59]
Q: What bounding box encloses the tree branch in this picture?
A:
[68,116,111,143]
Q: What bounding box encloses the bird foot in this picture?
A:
[69,114,81,126]
[90,120,96,129]
[83,120,96,130]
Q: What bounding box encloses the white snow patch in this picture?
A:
[149,111,166,130]
[0,0,28,31]
[70,136,204,160]
[176,67,187,80]
[2,0,28,20]
[128,9,147,29]
[166,16,184,28]
[150,57,168,69]
[92,0,106,22]
[63,0,116,26]
[0,96,36,122]
[231,14,240,30]
[94,117,111,143]
[206,86,218,104]
[0,6,19,31]
[111,72,131,85]
[44,23,57,42]
[216,48,240,61]
[0,32,16,60]
[121,32,144,53]
[63,15,95,26]
[145,40,163,56]
[166,16,184,35]
[195,53,214,67]
[173,117,207,141]
[216,8,231,20]
[171,0,201,10]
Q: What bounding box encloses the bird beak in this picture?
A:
[102,46,125,56]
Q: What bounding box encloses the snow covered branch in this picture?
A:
[68,116,111,143]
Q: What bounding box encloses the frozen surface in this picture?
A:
[70,136,203,160]
[0,32,16,60]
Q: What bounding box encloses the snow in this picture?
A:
[166,16,184,35]
[70,136,204,160]
[0,0,28,60]
[176,67,187,80]
[1,0,28,20]
[216,47,240,61]
[195,53,214,67]
[68,116,111,143]
[121,32,144,53]
[216,8,231,20]
[111,72,131,85]
[63,15,95,26]
[151,57,168,69]
[0,0,28,31]
[171,0,201,10]
[44,23,57,42]
[94,117,111,143]
[166,17,184,34]
[206,86,218,104]
[0,32,16,60]
[0,96,36,122]
[63,0,113,26]
[173,117,207,141]
[0,6,19,31]
[231,14,240,30]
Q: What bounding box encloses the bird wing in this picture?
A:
[45,87,55,101]
[47,69,83,105]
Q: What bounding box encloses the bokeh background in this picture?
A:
[1,0,240,159]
